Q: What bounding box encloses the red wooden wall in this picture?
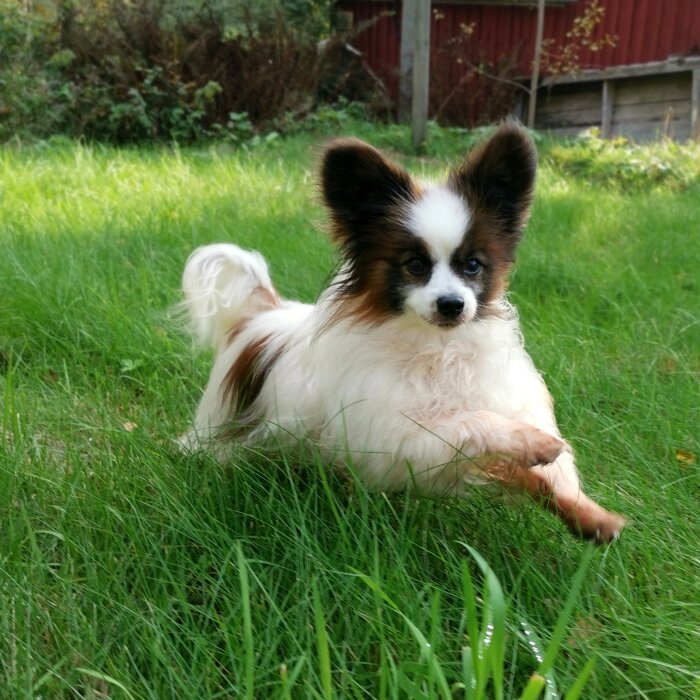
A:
[340,0,700,112]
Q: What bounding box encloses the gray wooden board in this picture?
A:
[612,99,691,122]
[614,74,692,106]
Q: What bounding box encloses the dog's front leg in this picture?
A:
[487,451,627,543]
[455,410,566,469]
[393,410,565,495]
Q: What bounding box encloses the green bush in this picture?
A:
[0,1,67,138]
[0,0,379,143]
[545,128,700,191]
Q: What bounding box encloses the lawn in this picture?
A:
[1,123,699,699]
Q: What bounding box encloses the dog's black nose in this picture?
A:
[436,295,464,318]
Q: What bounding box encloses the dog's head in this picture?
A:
[321,123,537,329]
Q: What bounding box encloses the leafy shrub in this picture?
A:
[546,128,700,191]
[0,1,70,138]
[0,0,384,143]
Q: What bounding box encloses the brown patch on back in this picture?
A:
[226,322,246,347]
[221,334,284,431]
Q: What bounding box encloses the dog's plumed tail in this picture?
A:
[182,243,279,351]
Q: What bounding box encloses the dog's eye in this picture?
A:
[405,258,429,276]
[463,258,482,277]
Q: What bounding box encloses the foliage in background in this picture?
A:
[0,0,624,141]
[541,0,617,76]
[0,0,387,143]
[546,128,700,191]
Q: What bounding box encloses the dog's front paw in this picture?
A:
[571,508,627,544]
[552,491,627,544]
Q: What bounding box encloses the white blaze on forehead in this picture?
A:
[404,185,470,259]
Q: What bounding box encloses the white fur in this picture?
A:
[181,243,274,350]
[400,185,478,324]
[405,185,471,257]
[180,244,582,501]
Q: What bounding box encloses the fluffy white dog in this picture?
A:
[180,124,626,542]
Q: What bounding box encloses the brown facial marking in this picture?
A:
[450,208,517,318]
[321,138,423,327]
[221,334,284,430]
[325,228,435,328]
[319,125,536,328]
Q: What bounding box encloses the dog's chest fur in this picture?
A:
[303,312,528,426]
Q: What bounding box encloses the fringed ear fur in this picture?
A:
[449,123,537,238]
[321,138,417,244]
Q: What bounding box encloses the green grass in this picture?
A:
[1,124,699,699]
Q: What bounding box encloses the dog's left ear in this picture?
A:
[321,138,415,243]
[449,123,537,237]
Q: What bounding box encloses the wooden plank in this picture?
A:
[541,58,700,87]
[399,0,416,123]
[629,0,650,64]
[657,0,679,59]
[411,0,431,149]
[612,100,691,123]
[601,80,615,138]
[692,68,700,140]
[538,88,602,113]
[537,108,602,128]
[614,74,692,105]
[527,0,545,128]
[537,126,598,138]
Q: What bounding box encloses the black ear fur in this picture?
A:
[450,123,537,237]
[321,138,415,239]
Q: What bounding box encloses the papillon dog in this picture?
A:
[180,123,626,542]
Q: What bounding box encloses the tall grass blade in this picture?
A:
[519,619,558,698]
[460,543,506,700]
[537,546,594,676]
[75,668,135,700]
[461,645,474,700]
[519,673,546,700]
[353,571,452,700]
[236,542,255,700]
[279,656,306,700]
[313,579,333,700]
[563,657,597,700]
[519,546,595,700]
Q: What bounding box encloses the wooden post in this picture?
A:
[692,68,700,140]
[412,0,431,149]
[399,0,417,123]
[527,0,545,129]
[601,79,615,138]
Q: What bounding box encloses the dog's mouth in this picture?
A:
[431,314,466,329]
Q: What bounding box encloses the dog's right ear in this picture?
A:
[321,138,415,243]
